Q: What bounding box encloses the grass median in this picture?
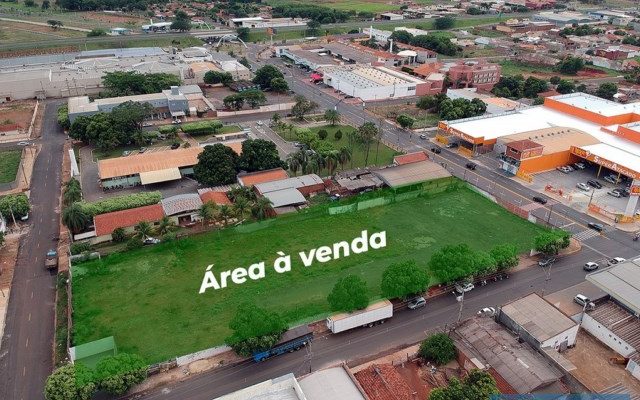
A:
[72,184,546,363]
[0,150,21,184]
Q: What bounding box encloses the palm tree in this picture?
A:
[134,221,153,239]
[62,203,89,234]
[324,150,340,176]
[233,196,250,219]
[338,147,352,170]
[228,187,255,202]
[251,197,273,220]
[287,153,301,176]
[271,112,281,128]
[63,184,81,206]
[324,109,340,125]
[198,202,217,226]
[157,216,175,235]
[218,204,234,225]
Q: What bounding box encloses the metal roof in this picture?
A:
[501,293,577,342]
[587,300,640,352]
[373,160,451,188]
[98,147,202,179]
[455,318,563,393]
[587,259,640,315]
[263,188,307,208]
[214,373,303,400]
[161,194,203,216]
[254,174,323,194]
[139,168,182,185]
[299,367,366,400]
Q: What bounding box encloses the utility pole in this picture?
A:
[456,290,465,326]
[546,203,554,227]
[541,261,553,298]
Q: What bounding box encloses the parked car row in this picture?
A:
[607,187,630,198]
[557,162,585,173]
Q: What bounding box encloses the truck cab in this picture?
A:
[45,249,58,270]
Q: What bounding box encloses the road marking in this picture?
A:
[28,313,31,322]
[37,242,40,249]
[34,256,38,263]
[25,337,29,348]
[581,241,611,259]
[22,367,25,377]
[31,291,33,299]
[573,230,601,242]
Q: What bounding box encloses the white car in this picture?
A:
[17,141,30,146]
[455,282,475,294]
[607,190,621,198]
[584,262,599,271]
[256,121,264,126]
[608,257,625,265]
[576,182,590,191]
[557,166,571,173]
[143,237,161,245]
[477,307,496,317]
[574,294,595,309]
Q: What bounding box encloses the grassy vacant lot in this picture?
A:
[266,0,400,13]
[369,104,440,130]
[72,186,545,363]
[279,124,398,169]
[499,60,619,79]
[0,150,21,184]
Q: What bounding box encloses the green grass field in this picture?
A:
[266,0,401,13]
[499,60,619,79]
[72,186,546,363]
[0,150,21,184]
[278,124,398,169]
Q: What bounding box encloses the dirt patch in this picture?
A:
[1,21,77,37]
[0,233,20,288]
[369,104,439,129]
[0,100,36,129]
[577,68,608,78]
[0,45,79,59]
[84,11,146,25]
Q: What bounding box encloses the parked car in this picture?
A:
[17,141,30,146]
[477,307,496,317]
[621,188,630,197]
[455,282,475,294]
[419,134,427,140]
[122,150,131,156]
[20,213,29,221]
[565,165,574,172]
[171,119,182,125]
[583,262,599,271]
[143,237,161,245]
[574,294,595,310]
[139,147,147,153]
[604,175,619,184]
[538,257,556,267]
[573,162,586,170]
[142,122,153,127]
[608,257,625,265]
[430,147,441,154]
[607,190,621,198]
[465,163,476,170]
[556,166,571,174]
[576,182,590,191]
[587,180,602,189]
[532,196,547,204]
[407,296,426,310]
[588,222,604,231]
[256,121,264,126]
[170,143,181,150]
[446,142,458,149]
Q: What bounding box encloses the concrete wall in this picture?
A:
[581,313,637,357]
[540,325,579,349]
[626,358,640,381]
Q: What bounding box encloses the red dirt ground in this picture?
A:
[0,101,36,129]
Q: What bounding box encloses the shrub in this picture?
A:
[419,333,456,365]
[70,242,92,255]
[334,129,343,140]
[79,192,161,216]
[0,193,30,218]
[111,227,127,243]
[158,125,178,135]
[180,120,223,136]
[317,129,328,140]
[125,238,143,251]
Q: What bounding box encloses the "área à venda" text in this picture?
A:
[199,230,387,293]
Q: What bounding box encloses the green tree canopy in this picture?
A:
[270,77,289,93]
[396,114,415,129]
[596,82,618,100]
[429,370,498,400]
[236,27,250,41]
[62,203,90,233]
[433,16,455,30]
[390,30,414,44]
[490,243,519,270]
[381,260,429,299]
[102,71,181,97]
[555,56,585,75]
[204,71,233,86]
[253,65,285,89]
[428,243,482,284]
[226,302,287,356]
[238,139,286,172]
[0,193,30,219]
[419,333,456,365]
[194,144,239,186]
[291,95,318,120]
[94,353,147,395]
[523,76,548,98]
[556,79,576,94]
[324,109,340,125]
[171,10,191,31]
[44,363,96,400]
[534,230,570,255]
[327,275,369,312]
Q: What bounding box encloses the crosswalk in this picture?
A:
[573,229,601,242]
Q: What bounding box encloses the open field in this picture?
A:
[499,60,619,80]
[0,21,86,44]
[278,124,398,169]
[0,101,36,129]
[72,185,546,363]
[266,0,401,13]
[369,104,440,130]
[0,150,21,184]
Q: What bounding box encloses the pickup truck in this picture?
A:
[45,249,58,270]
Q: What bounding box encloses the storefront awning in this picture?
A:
[139,168,182,185]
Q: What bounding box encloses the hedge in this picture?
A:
[180,120,223,136]
[79,192,162,216]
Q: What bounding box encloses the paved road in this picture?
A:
[0,101,65,400]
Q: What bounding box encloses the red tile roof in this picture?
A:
[94,204,164,237]
[394,151,429,165]
[237,168,289,187]
[507,139,543,152]
[199,191,231,205]
[354,364,414,400]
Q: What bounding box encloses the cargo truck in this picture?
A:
[252,325,313,362]
[326,299,393,334]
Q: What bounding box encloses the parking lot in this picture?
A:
[530,162,636,215]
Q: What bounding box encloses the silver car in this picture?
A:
[576,182,590,191]
[407,296,426,310]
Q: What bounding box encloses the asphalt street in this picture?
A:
[130,54,640,399]
[0,101,65,400]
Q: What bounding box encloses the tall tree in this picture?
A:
[198,201,218,226]
[596,82,618,100]
[253,65,284,89]
[428,243,480,284]
[238,139,286,172]
[324,109,340,125]
[62,203,89,233]
[270,77,289,93]
[419,333,456,365]
[171,10,191,31]
[327,275,369,312]
[381,260,429,299]
[357,122,378,166]
[225,302,287,356]
[157,216,175,235]
[134,221,153,239]
[251,197,272,220]
[193,144,239,186]
[233,196,250,218]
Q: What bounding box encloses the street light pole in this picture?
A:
[546,203,554,227]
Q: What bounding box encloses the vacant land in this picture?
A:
[72,186,545,362]
[278,124,398,169]
[0,100,36,129]
[266,0,400,13]
[499,60,618,80]
[369,104,440,130]
[0,150,21,184]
